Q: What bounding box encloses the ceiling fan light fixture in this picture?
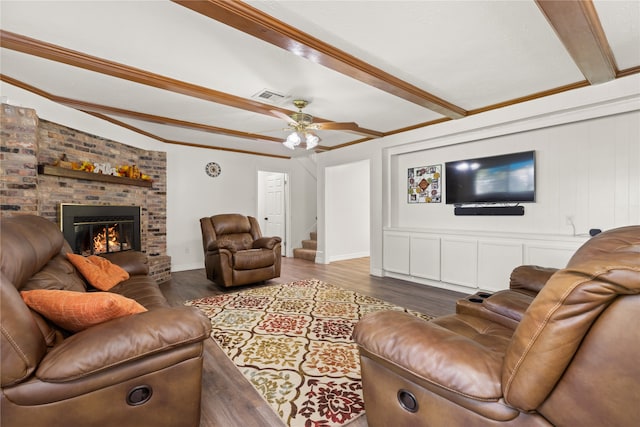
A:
[284,131,301,149]
[305,132,319,150]
[280,100,323,150]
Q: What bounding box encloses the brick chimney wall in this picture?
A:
[1,103,170,283]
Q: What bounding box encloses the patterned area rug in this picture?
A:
[186,279,433,427]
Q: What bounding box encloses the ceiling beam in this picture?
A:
[0,74,284,144]
[0,30,383,138]
[0,30,286,116]
[172,0,467,119]
[86,111,291,159]
[535,0,617,84]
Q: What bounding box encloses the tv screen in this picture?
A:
[445,151,535,205]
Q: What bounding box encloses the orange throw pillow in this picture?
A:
[67,253,130,290]
[21,289,147,332]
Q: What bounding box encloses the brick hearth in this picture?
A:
[1,103,171,283]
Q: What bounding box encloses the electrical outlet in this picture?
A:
[565,215,574,225]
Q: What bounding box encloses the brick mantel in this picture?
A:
[0,103,170,283]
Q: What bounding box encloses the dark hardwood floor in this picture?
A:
[160,256,466,427]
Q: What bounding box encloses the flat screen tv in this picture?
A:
[445,151,535,205]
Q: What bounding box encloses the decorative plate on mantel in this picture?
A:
[205,162,221,178]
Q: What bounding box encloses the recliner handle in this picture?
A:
[127,385,153,406]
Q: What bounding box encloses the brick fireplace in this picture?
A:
[0,103,171,283]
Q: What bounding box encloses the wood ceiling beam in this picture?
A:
[86,111,290,159]
[0,30,286,116]
[69,102,284,144]
[172,0,467,119]
[535,0,617,84]
[0,74,283,144]
[0,30,382,138]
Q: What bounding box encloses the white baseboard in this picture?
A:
[327,251,370,263]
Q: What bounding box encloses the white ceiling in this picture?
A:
[1,0,639,158]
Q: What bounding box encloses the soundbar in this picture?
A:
[454,205,524,216]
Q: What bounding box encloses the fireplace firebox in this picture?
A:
[60,204,141,256]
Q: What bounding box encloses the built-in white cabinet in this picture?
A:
[409,236,441,280]
[382,233,410,274]
[441,238,477,287]
[477,240,524,292]
[383,228,588,292]
[524,244,579,268]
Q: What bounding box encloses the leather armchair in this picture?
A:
[200,214,282,287]
[1,215,212,427]
[353,225,640,426]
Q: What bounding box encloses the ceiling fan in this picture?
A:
[271,99,383,150]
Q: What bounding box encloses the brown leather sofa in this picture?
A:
[353,225,640,426]
[1,215,212,427]
[200,213,282,287]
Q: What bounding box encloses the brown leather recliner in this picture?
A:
[1,215,212,427]
[455,265,559,330]
[200,214,282,287]
[353,225,640,427]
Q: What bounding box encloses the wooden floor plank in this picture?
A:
[161,257,466,427]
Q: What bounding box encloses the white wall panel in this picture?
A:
[524,244,580,269]
[410,235,441,280]
[383,233,410,274]
[441,238,477,288]
[390,110,640,236]
[478,241,523,291]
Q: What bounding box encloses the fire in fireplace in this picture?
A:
[93,225,126,254]
[60,204,141,255]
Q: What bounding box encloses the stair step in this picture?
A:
[310,231,317,241]
[302,239,317,250]
[293,248,316,262]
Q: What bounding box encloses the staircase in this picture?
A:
[293,231,317,262]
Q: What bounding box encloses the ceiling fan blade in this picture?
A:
[270,109,297,124]
[315,121,384,137]
[315,121,357,130]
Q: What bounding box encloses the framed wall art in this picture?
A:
[408,164,441,203]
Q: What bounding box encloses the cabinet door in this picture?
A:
[524,244,579,268]
[441,238,477,288]
[478,240,523,292]
[410,236,440,280]
[383,233,410,274]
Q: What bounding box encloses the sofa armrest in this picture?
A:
[353,311,505,400]
[509,265,558,296]
[252,236,282,250]
[35,306,211,381]
[99,251,149,276]
[205,240,237,253]
[482,290,535,324]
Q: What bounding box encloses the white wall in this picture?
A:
[316,140,383,272]
[390,110,639,235]
[325,160,370,262]
[166,145,317,271]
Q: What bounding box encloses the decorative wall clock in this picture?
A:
[205,162,221,177]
